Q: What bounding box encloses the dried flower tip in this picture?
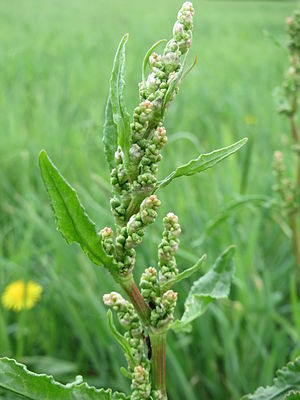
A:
[103,291,126,307]
[101,227,113,238]
[140,100,153,110]
[182,1,194,13]
[287,16,294,26]
[162,290,178,308]
[274,151,283,161]
[149,52,162,67]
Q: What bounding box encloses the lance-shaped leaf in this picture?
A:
[0,357,129,400]
[161,254,207,292]
[103,92,118,171]
[156,138,248,190]
[142,39,167,85]
[107,310,134,365]
[242,357,300,400]
[172,246,235,332]
[110,34,131,169]
[161,51,189,116]
[39,150,114,269]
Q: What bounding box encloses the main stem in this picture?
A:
[289,116,300,280]
[290,214,300,279]
[150,332,167,399]
[119,273,151,327]
[290,116,300,187]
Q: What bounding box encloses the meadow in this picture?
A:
[0,0,299,398]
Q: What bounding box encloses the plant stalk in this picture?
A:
[290,214,300,279]
[290,116,300,187]
[150,332,167,399]
[289,116,300,280]
[119,273,151,326]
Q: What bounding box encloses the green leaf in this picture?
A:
[286,393,300,400]
[161,254,207,291]
[103,92,118,171]
[110,34,131,169]
[0,357,129,400]
[181,53,198,82]
[39,150,114,269]
[242,357,300,400]
[107,310,134,365]
[161,51,189,116]
[142,39,167,85]
[172,246,235,332]
[156,138,248,190]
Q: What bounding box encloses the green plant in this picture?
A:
[0,2,248,399]
[273,5,300,279]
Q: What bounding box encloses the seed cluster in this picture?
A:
[102,3,194,399]
[276,11,300,116]
[140,213,181,328]
[272,151,297,216]
[103,292,151,393]
[109,1,194,232]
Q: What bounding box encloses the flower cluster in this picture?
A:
[114,195,161,275]
[103,292,150,371]
[100,227,115,256]
[102,4,194,398]
[275,11,300,116]
[158,213,181,282]
[131,365,151,400]
[140,213,181,328]
[109,2,194,233]
[272,151,297,216]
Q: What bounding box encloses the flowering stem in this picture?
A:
[150,332,167,399]
[119,273,151,327]
[288,116,300,281]
[290,116,300,187]
[290,214,300,279]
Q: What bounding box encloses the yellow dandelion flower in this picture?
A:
[2,280,43,312]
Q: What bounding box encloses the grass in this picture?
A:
[0,0,299,398]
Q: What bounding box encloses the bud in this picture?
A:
[103,291,127,308]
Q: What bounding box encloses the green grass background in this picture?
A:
[1,0,299,398]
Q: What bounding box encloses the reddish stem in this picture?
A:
[119,274,150,326]
[150,332,167,399]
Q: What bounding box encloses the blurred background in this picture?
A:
[0,0,299,399]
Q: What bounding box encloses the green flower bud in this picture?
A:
[272,151,297,215]
[131,365,151,400]
[100,227,115,255]
[140,266,158,303]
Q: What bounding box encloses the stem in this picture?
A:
[119,273,151,326]
[290,214,300,279]
[290,116,300,187]
[150,332,167,399]
[289,116,300,281]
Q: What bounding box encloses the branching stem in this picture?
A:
[119,273,151,326]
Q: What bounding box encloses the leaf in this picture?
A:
[0,357,129,400]
[39,150,114,270]
[103,92,118,171]
[242,357,300,400]
[110,34,131,169]
[107,310,134,365]
[156,138,248,190]
[142,39,167,85]
[181,53,198,82]
[286,392,300,400]
[161,254,207,291]
[161,51,189,116]
[172,246,235,332]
